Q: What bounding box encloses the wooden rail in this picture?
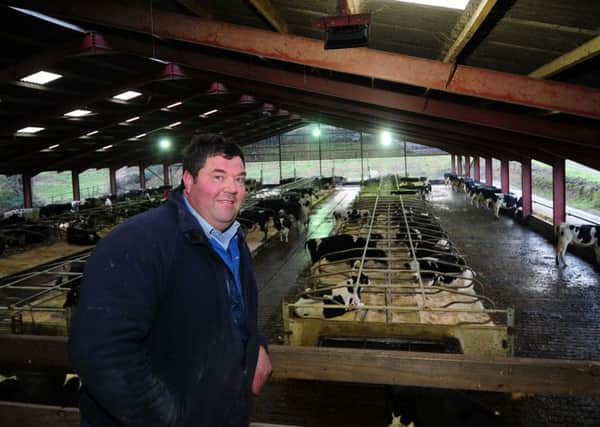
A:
[1,335,599,396]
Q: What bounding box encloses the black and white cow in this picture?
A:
[299,197,311,229]
[65,221,101,246]
[293,273,370,319]
[487,193,521,219]
[238,208,272,241]
[306,234,386,266]
[274,209,292,243]
[555,223,600,266]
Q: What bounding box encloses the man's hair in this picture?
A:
[182,133,245,177]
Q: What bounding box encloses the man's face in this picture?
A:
[183,155,246,231]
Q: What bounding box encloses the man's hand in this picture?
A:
[251,345,272,395]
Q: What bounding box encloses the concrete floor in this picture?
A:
[250,185,600,427]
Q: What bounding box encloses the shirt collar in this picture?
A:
[183,195,240,250]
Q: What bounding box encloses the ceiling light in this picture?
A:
[159,138,172,150]
[113,90,142,101]
[10,7,86,32]
[381,130,392,146]
[65,109,92,117]
[393,0,469,10]
[20,70,63,85]
[166,121,181,129]
[200,109,218,118]
[97,144,113,152]
[312,126,321,138]
[85,130,99,136]
[166,101,182,109]
[48,144,59,150]
[134,133,147,139]
[17,126,45,134]
[125,116,140,123]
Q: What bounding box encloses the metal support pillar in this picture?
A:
[163,163,170,186]
[360,132,364,183]
[473,157,480,181]
[457,155,463,175]
[139,163,146,189]
[278,134,283,183]
[521,158,532,218]
[71,170,80,201]
[22,174,32,208]
[451,154,456,174]
[109,167,117,195]
[485,157,493,185]
[464,156,471,177]
[553,158,566,225]
[501,159,510,193]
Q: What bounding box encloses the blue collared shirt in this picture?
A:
[183,195,248,341]
[182,196,240,250]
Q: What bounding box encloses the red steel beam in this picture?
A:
[521,158,532,218]
[473,156,480,181]
[18,0,600,119]
[501,159,509,193]
[94,33,600,147]
[553,159,566,226]
[0,32,110,83]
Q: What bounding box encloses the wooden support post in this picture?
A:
[109,167,117,196]
[451,154,456,174]
[553,158,566,225]
[278,134,283,183]
[485,157,493,185]
[71,171,80,201]
[521,158,532,217]
[457,155,463,175]
[473,156,480,181]
[501,159,510,193]
[22,173,33,208]
[464,155,471,177]
[139,163,146,189]
[163,163,171,198]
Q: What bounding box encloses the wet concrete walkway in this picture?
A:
[250,185,600,427]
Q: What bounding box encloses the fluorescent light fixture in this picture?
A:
[65,109,92,117]
[85,130,99,136]
[200,109,218,118]
[125,116,140,123]
[166,101,182,109]
[134,133,147,139]
[113,90,142,101]
[166,121,181,129]
[48,144,59,150]
[393,0,469,10]
[17,126,45,134]
[20,70,63,85]
[97,144,113,151]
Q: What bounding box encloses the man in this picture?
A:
[69,134,272,426]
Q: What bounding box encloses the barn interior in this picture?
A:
[1,0,600,426]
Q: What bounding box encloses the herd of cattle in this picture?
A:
[444,173,600,267]
[0,186,169,258]
[288,175,490,328]
[444,173,522,219]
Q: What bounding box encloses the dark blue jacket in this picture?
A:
[69,189,266,426]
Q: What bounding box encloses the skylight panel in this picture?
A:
[17,126,45,134]
[113,90,142,101]
[65,109,92,118]
[20,71,63,85]
[394,0,468,10]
